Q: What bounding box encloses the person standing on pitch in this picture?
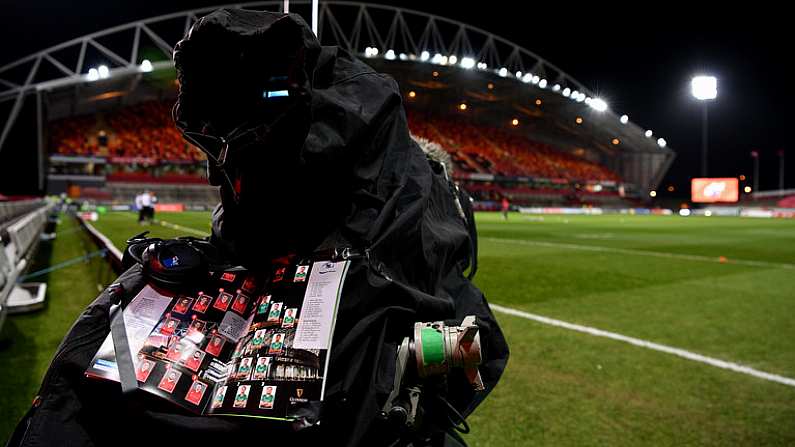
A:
[501,196,510,220]
[135,192,145,224]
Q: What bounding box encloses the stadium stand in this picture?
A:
[406,113,621,182]
[50,101,620,181]
[1,199,54,331]
[50,101,202,162]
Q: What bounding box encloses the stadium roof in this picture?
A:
[0,1,675,191]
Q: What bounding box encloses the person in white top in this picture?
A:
[138,190,157,224]
[135,193,145,223]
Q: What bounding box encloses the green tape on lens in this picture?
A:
[420,327,445,366]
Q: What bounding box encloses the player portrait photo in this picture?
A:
[242,276,257,292]
[268,333,285,355]
[293,265,308,282]
[236,357,253,380]
[183,349,205,372]
[251,329,267,348]
[252,356,272,380]
[171,296,193,314]
[184,380,208,405]
[257,295,271,314]
[186,319,206,343]
[157,368,182,393]
[231,293,249,314]
[135,358,155,382]
[159,316,180,335]
[267,302,283,322]
[211,385,227,409]
[213,290,233,311]
[166,339,187,362]
[192,293,211,313]
[259,386,277,409]
[282,308,297,328]
[233,385,251,408]
[205,334,225,357]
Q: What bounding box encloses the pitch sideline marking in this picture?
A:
[481,237,795,270]
[157,220,209,237]
[489,303,795,388]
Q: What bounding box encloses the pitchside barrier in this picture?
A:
[74,214,124,274]
[0,200,55,332]
[517,206,674,216]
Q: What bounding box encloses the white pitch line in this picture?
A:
[489,303,795,388]
[481,237,795,270]
[157,220,210,237]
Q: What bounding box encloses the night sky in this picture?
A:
[1,0,790,197]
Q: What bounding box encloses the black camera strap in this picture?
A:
[107,283,139,396]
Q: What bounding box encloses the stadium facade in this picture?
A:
[0,1,675,206]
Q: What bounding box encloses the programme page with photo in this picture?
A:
[85,258,350,420]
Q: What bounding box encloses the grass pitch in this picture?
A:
[2,211,794,445]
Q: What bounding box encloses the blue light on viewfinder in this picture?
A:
[263,90,289,98]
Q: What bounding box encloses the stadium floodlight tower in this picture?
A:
[691,75,718,177]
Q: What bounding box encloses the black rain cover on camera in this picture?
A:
[8,9,507,447]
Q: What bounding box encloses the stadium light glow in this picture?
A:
[98,65,110,79]
[531,75,540,84]
[691,75,718,100]
[535,99,542,106]
[649,190,657,198]
[576,93,586,102]
[744,185,752,193]
[498,67,508,77]
[459,103,468,111]
[385,49,396,60]
[420,51,430,61]
[460,57,476,69]
[571,90,579,100]
[511,118,519,126]
[562,88,571,97]
[553,84,561,91]
[645,129,653,138]
[620,114,629,124]
[86,67,99,81]
[679,208,691,216]
[448,55,458,65]
[657,138,667,148]
[575,117,583,124]
[522,73,532,83]
[516,71,522,78]
[431,53,444,64]
[612,138,620,145]
[408,91,416,98]
[589,98,608,111]
[476,62,488,70]
[399,53,408,61]
[538,79,548,88]
[140,59,153,72]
